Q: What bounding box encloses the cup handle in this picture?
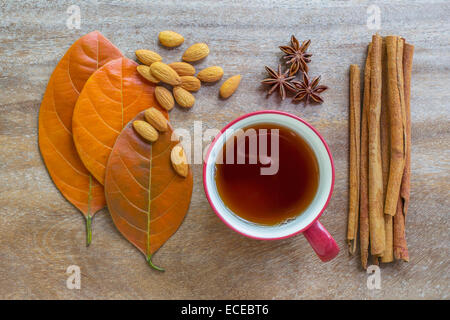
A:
[303,220,339,262]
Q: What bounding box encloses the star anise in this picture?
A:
[292,72,328,105]
[280,35,312,76]
[261,65,296,100]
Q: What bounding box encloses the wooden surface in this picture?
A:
[0,0,449,299]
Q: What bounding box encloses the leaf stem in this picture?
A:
[86,215,92,247]
[147,255,164,272]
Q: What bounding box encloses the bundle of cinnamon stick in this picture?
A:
[347,34,414,269]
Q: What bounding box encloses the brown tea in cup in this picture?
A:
[214,123,319,225]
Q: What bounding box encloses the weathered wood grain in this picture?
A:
[0,0,449,299]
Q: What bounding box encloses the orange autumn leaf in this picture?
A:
[38,31,122,245]
[72,57,167,186]
[104,112,193,270]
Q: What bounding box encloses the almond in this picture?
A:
[150,62,181,86]
[133,120,158,142]
[180,76,201,92]
[155,86,175,111]
[173,86,195,108]
[168,62,196,76]
[197,66,224,83]
[220,75,241,98]
[182,43,209,62]
[137,65,160,84]
[158,30,184,48]
[170,145,188,178]
[135,49,162,65]
[144,108,168,132]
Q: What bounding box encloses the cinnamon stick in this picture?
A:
[371,255,380,266]
[381,216,394,262]
[384,36,406,216]
[394,41,414,261]
[394,193,409,261]
[347,64,361,255]
[359,44,371,269]
[368,34,385,257]
[400,42,414,218]
[380,38,394,263]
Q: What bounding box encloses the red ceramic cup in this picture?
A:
[203,110,339,262]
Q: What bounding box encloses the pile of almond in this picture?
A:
[136,30,241,110]
[133,108,188,178]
